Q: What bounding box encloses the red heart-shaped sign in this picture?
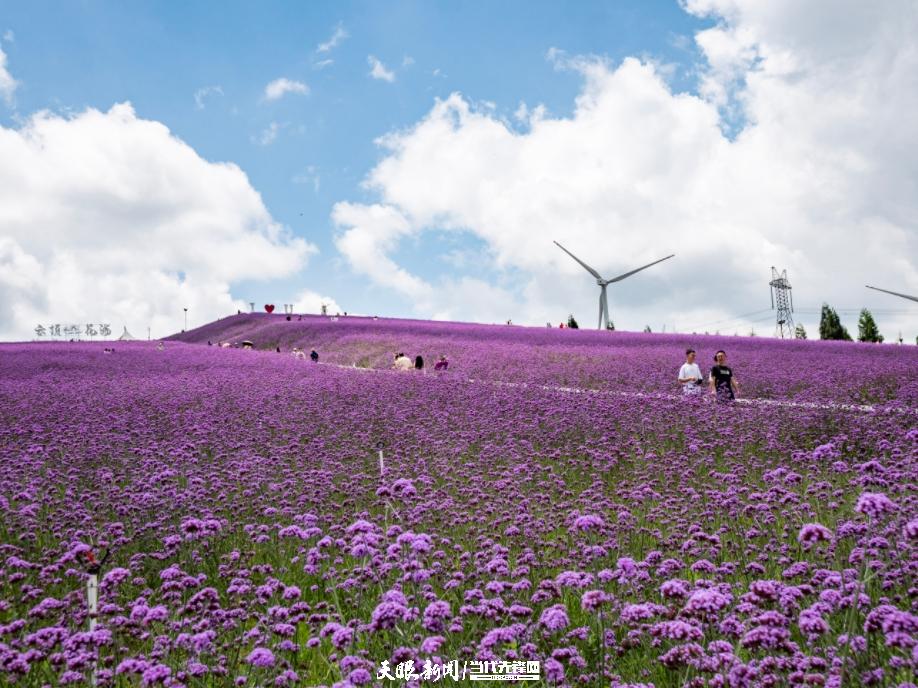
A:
[264,304,275,313]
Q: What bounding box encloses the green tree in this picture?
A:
[819,304,852,341]
[794,323,807,340]
[643,325,652,333]
[857,308,884,343]
[567,314,579,329]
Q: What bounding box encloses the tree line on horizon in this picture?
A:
[808,304,886,343]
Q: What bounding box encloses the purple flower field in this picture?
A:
[1,320,917,687]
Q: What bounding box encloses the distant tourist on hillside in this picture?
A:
[709,350,739,402]
[414,355,424,371]
[678,348,704,396]
[310,349,319,363]
[434,355,449,371]
[393,352,413,371]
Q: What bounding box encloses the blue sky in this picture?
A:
[1,0,916,340]
[1,1,710,318]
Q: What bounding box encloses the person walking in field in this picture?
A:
[310,349,319,363]
[709,350,739,402]
[678,348,704,396]
[414,355,424,371]
[434,355,449,371]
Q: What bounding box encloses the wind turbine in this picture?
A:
[554,241,675,330]
[866,285,918,303]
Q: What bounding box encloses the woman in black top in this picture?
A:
[414,355,424,371]
[709,350,738,402]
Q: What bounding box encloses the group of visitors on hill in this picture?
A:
[393,352,449,372]
[678,348,739,402]
[290,347,319,362]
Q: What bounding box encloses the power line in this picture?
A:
[680,303,913,336]
[684,308,772,331]
[796,307,914,314]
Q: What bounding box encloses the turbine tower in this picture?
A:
[769,267,794,338]
[553,241,675,330]
[866,285,918,303]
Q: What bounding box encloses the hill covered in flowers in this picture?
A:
[169,312,918,407]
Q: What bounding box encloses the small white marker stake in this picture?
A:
[87,573,98,632]
[376,441,385,477]
[87,572,99,686]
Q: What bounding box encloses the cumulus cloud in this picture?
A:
[317,24,348,54]
[333,0,918,338]
[367,56,395,82]
[0,103,317,340]
[293,289,341,316]
[0,43,17,105]
[263,78,309,101]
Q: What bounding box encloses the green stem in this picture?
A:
[838,532,870,685]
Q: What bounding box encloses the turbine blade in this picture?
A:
[554,241,603,280]
[866,285,918,303]
[606,254,675,284]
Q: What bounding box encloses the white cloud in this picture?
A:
[263,78,309,101]
[333,0,918,339]
[293,288,341,316]
[402,55,415,67]
[0,43,18,105]
[193,85,223,110]
[367,55,395,83]
[317,24,348,54]
[0,103,316,340]
[253,121,281,146]
[333,202,425,296]
[313,59,334,70]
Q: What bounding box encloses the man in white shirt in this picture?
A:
[678,348,703,396]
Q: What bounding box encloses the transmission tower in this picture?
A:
[769,267,794,338]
